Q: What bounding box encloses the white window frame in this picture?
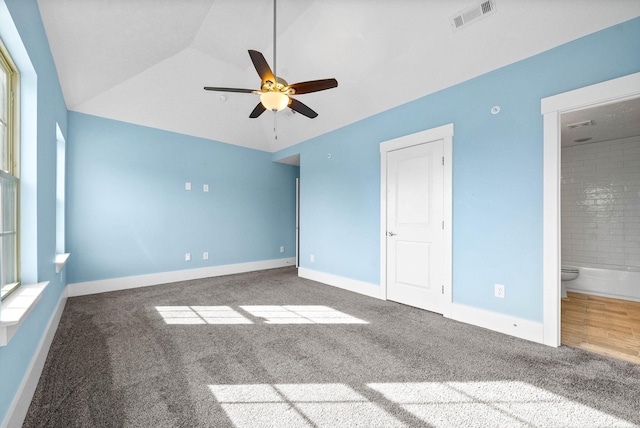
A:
[0,36,20,301]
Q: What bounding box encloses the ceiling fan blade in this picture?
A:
[204,86,255,93]
[289,78,338,95]
[248,50,276,84]
[249,102,267,118]
[288,98,318,118]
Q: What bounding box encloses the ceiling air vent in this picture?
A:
[450,0,497,32]
[566,120,593,129]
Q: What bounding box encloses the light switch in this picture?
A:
[185,182,192,191]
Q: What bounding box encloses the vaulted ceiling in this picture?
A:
[37,0,640,152]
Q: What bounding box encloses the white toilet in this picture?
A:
[561,267,579,298]
[561,267,579,281]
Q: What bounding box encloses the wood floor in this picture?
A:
[561,292,640,364]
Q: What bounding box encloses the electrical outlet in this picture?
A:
[203,252,209,260]
[185,253,191,261]
[280,246,285,253]
[495,283,505,298]
[310,254,315,262]
[185,182,191,191]
[203,184,209,192]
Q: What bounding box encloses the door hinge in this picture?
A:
[442,221,444,230]
[442,156,444,166]
[442,285,444,294]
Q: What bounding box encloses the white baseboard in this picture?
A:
[2,287,68,428]
[447,303,544,344]
[297,268,546,345]
[67,258,296,297]
[298,267,384,300]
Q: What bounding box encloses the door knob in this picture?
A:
[387,231,397,236]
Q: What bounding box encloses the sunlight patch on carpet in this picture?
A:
[209,383,401,428]
[239,305,369,324]
[208,381,635,427]
[155,306,252,324]
[366,381,636,428]
[156,305,368,325]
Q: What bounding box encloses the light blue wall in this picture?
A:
[275,17,640,323]
[66,112,299,284]
[0,0,68,423]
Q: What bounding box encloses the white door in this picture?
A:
[386,140,444,313]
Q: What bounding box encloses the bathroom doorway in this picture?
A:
[558,97,640,364]
[541,72,640,351]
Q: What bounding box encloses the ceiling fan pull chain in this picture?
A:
[274,112,278,140]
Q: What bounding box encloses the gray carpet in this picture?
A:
[24,267,640,427]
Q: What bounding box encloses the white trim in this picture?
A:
[298,268,546,345]
[379,124,454,313]
[442,131,453,318]
[298,267,384,300]
[541,72,640,114]
[380,123,454,153]
[448,303,544,344]
[67,258,296,297]
[0,282,49,346]
[296,177,300,269]
[541,72,640,347]
[542,111,561,347]
[2,286,67,428]
[380,145,389,301]
[55,253,70,274]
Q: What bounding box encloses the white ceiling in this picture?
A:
[37,0,640,152]
[561,97,640,148]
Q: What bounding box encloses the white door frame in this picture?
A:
[541,72,640,347]
[295,177,300,268]
[380,123,453,316]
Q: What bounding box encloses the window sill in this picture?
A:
[0,281,49,346]
[55,253,70,273]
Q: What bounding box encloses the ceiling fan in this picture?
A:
[203,0,338,119]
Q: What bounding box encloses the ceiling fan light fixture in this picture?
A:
[260,91,289,111]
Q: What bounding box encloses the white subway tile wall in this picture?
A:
[561,135,640,268]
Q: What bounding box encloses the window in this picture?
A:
[56,124,65,254]
[0,37,19,300]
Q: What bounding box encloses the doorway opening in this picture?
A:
[541,72,640,349]
[559,98,640,363]
[274,153,301,268]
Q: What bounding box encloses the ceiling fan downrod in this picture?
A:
[273,0,277,80]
